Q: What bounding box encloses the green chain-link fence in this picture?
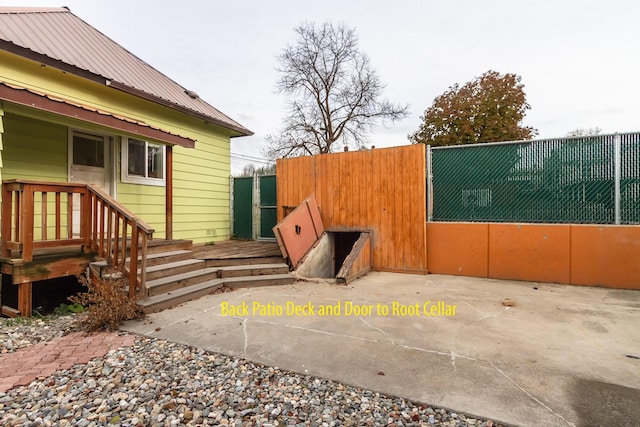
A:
[430,133,640,224]
[621,133,640,224]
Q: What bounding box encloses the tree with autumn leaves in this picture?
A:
[409,71,537,146]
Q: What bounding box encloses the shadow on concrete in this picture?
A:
[571,378,640,426]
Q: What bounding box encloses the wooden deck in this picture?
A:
[0,238,287,317]
[0,245,95,317]
[0,181,290,317]
[0,246,94,283]
[192,240,284,267]
[0,240,282,277]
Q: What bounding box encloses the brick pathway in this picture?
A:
[0,332,136,392]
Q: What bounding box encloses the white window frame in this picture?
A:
[121,137,166,186]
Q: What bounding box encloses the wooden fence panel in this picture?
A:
[276,145,427,273]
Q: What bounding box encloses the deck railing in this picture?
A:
[1,180,154,297]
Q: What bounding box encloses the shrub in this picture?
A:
[54,302,85,316]
[70,270,144,332]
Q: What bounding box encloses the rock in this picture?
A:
[0,322,495,427]
[502,298,516,307]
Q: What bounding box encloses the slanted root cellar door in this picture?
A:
[273,195,372,284]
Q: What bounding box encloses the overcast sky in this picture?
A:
[8,0,640,173]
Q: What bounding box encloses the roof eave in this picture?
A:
[0,39,107,84]
[0,82,196,148]
[0,40,254,137]
[107,80,253,137]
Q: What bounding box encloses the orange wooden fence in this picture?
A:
[427,222,640,289]
[277,145,427,273]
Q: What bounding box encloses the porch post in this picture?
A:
[166,145,173,240]
[1,184,12,257]
[0,100,4,184]
[0,103,6,257]
[18,281,32,317]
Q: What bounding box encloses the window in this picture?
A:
[121,138,165,186]
[72,132,105,168]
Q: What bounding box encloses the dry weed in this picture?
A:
[70,270,144,332]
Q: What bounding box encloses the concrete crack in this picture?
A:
[247,317,383,344]
[486,360,576,427]
[145,315,194,335]
[242,318,248,356]
[359,316,395,345]
[395,343,475,359]
[449,304,510,371]
[203,292,252,313]
[208,312,571,425]
[474,306,510,322]
[391,343,573,426]
[450,350,458,373]
[461,301,511,320]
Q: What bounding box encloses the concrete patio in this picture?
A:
[122,272,640,426]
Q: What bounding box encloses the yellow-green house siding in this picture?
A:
[2,112,68,182]
[0,49,237,243]
[0,112,73,240]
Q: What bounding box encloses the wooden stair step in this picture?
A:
[132,249,194,267]
[217,263,290,278]
[89,261,124,281]
[223,273,294,289]
[146,240,193,254]
[92,249,195,275]
[204,256,286,268]
[146,267,219,296]
[142,258,205,281]
[138,279,225,313]
[89,260,109,276]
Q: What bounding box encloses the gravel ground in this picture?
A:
[0,315,82,354]
[0,317,502,427]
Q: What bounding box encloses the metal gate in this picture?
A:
[231,174,277,240]
[232,176,253,239]
[259,175,277,238]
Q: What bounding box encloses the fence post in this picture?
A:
[229,175,234,238]
[426,145,433,222]
[614,133,621,225]
[253,172,260,240]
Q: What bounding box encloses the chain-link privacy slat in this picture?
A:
[621,133,640,224]
[431,133,639,224]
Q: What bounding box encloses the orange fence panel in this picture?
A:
[277,145,427,273]
[570,225,640,289]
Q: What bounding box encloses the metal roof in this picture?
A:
[0,81,196,148]
[0,7,252,136]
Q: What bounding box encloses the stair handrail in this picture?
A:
[86,184,154,298]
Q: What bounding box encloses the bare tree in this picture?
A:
[266,22,409,158]
[238,163,276,177]
[566,127,602,137]
[241,163,256,176]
